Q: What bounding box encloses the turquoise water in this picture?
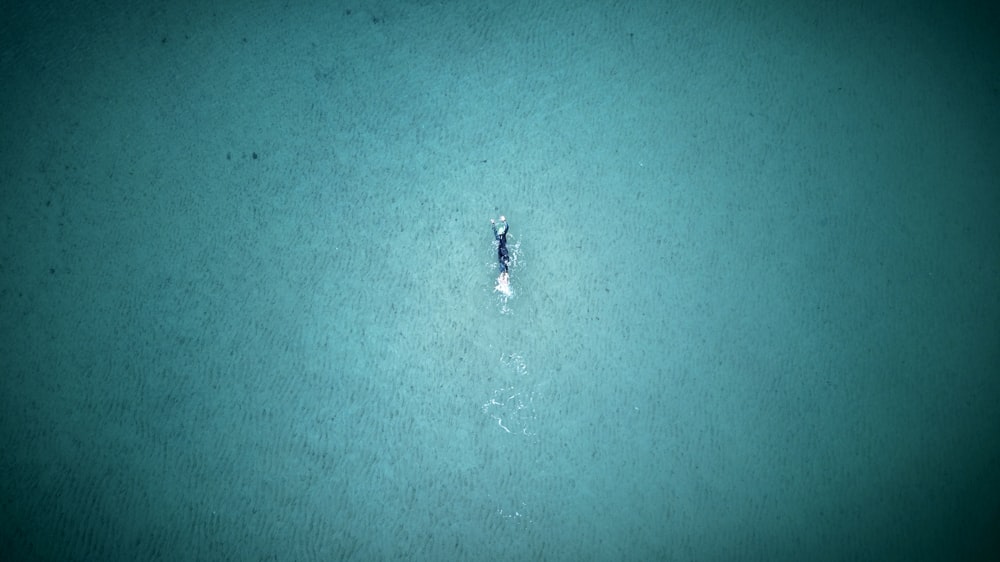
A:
[1,1,998,560]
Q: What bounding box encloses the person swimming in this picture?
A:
[491,215,509,271]
[491,215,511,295]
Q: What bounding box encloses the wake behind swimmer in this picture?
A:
[491,215,512,296]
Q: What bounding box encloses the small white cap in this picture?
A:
[499,215,506,222]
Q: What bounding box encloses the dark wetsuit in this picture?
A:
[493,220,510,273]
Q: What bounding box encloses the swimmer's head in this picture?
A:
[500,215,506,222]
